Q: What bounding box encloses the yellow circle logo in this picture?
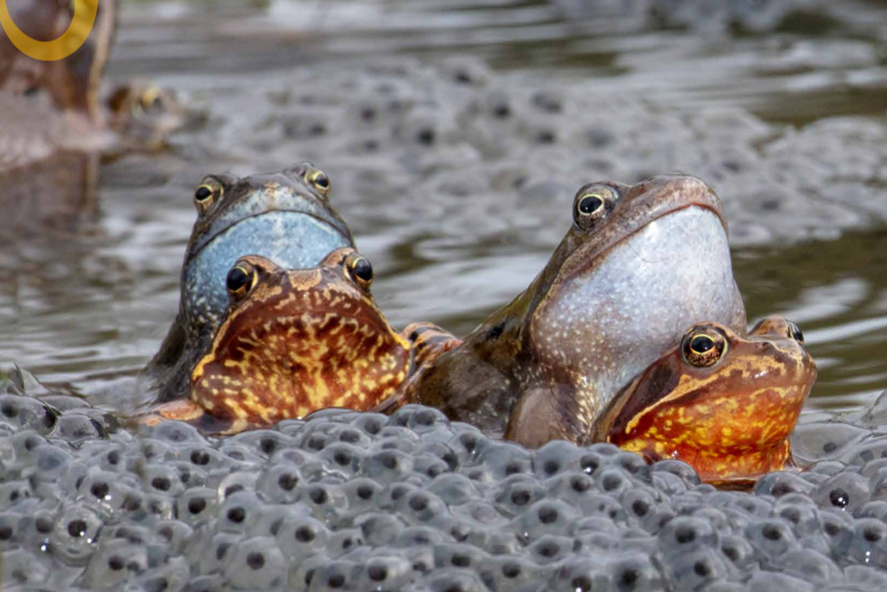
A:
[0,0,98,62]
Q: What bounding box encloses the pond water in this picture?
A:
[2,0,887,418]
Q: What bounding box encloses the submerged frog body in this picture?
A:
[588,316,817,485]
[390,175,746,445]
[148,163,356,403]
[147,249,459,433]
[0,0,184,226]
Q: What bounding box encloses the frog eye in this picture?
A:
[346,254,373,289]
[787,321,804,344]
[194,178,223,214]
[682,329,728,368]
[306,169,331,197]
[573,185,617,230]
[226,262,258,303]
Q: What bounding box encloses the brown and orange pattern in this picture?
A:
[146,248,423,433]
[588,316,817,485]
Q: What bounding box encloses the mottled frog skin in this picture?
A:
[148,164,355,403]
[390,175,747,446]
[147,249,459,434]
[587,316,817,485]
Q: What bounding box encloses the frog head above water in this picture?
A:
[588,316,817,485]
[149,163,355,402]
[401,175,747,444]
[146,248,453,433]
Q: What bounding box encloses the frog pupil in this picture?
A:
[578,195,603,215]
[226,267,250,294]
[313,174,329,189]
[789,322,804,343]
[690,335,714,353]
[352,258,373,283]
[195,186,213,202]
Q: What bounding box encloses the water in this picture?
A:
[2,0,887,420]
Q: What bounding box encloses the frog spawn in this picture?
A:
[0,400,886,590]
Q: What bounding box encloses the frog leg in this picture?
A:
[138,399,250,435]
[504,382,585,448]
[372,322,462,414]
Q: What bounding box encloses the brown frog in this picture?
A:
[385,175,747,447]
[146,248,459,433]
[586,316,817,485]
[0,0,183,227]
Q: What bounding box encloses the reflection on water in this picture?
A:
[1,0,886,416]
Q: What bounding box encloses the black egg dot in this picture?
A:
[675,526,696,544]
[333,451,351,466]
[247,552,265,570]
[357,485,374,500]
[107,450,120,465]
[380,454,398,470]
[503,563,521,578]
[329,573,345,588]
[413,562,428,572]
[339,430,361,443]
[309,488,328,505]
[1,403,18,417]
[621,568,639,586]
[36,517,52,533]
[538,506,558,524]
[865,527,883,542]
[67,519,87,538]
[260,438,277,454]
[108,556,125,571]
[830,489,849,508]
[538,543,559,557]
[91,482,110,499]
[151,477,170,492]
[190,450,209,465]
[278,473,298,491]
[188,497,206,515]
[602,475,622,491]
[216,543,229,560]
[762,524,782,541]
[0,526,12,540]
[225,484,244,497]
[227,507,246,523]
[632,500,649,516]
[453,554,471,567]
[580,456,599,475]
[305,568,315,585]
[694,561,710,577]
[543,460,560,475]
[572,576,593,592]
[825,522,840,537]
[158,527,173,541]
[823,442,838,454]
[417,129,435,145]
[295,526,315,543]
[368,564,387,581]
[511,490,531,506]
[410,495,429,512]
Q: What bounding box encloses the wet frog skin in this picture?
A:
[587,316,817,485]
[148,163,355,403]
[393,175,747,444]
[147,249,459,434]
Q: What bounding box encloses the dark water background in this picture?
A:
[2,0,887,415]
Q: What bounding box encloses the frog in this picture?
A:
[384,175,747,446]
[145,248,460,434]
[147,163,357,403]
[584,316,817,485]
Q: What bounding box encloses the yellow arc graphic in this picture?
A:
[0,0,98,62]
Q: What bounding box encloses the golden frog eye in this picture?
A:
[306,169,331,197]
[573,186,617,231]
[138,87,163,114]
[682,330,727,368]
[226,262,257,303]
[787,320,804,344]
[346,254,373,289]
[194,178,223,214]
